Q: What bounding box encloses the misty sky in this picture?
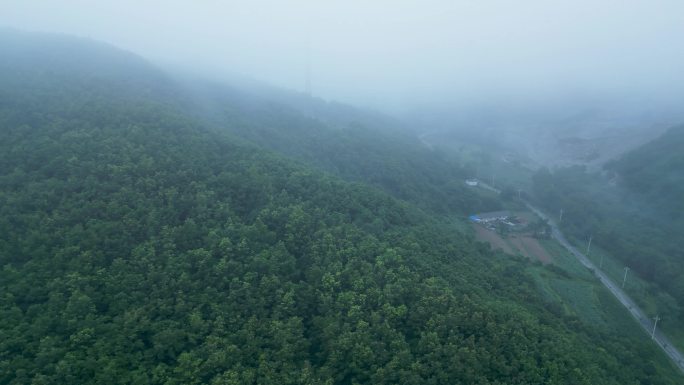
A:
[2,1,684,113]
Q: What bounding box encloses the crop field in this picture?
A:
[473,224,515,254]
[549,278,604,326]
[539,239,595,280]
[473,223,553,264]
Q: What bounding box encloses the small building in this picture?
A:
[465,178,479,186]
[469,210,511,223]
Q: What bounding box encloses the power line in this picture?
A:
[586,234,592,254]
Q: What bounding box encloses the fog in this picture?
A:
[2,1,684,120]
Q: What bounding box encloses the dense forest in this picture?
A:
[178,76,500,217]
[531,126,684,326]
[1,30,682,384]
[609,125,684,217]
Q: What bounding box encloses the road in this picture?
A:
[474,180,684,373]
[525,202,684,373]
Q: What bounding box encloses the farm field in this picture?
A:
[472,215,552,264]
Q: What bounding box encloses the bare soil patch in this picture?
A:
[509,235,553,264]
[473,224,514,254]
[473,224,553,264]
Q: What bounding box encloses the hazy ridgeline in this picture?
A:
[1,1,684,383]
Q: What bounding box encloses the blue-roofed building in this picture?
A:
[469,211,510,223]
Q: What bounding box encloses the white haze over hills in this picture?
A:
[2,1,683,165]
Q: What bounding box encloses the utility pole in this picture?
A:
[622,267,630,288]
[599,254,604,269]
[652,315,661,340]
[559,208,564,223]
[491,174,495,187]
[518,189,522,200]
[586,234,593,254]
[305,61,311,96]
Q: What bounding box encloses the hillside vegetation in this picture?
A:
[0,30,681,384]
[532,126,684,339]
[609,125,684,216]
[179,77,499,217]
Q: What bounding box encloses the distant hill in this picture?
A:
[416,105,671,171]
[608,124,684,217]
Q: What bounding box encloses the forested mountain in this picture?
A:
[608,124,684,216]
[1,30,681,384]
[176,75,498,217]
